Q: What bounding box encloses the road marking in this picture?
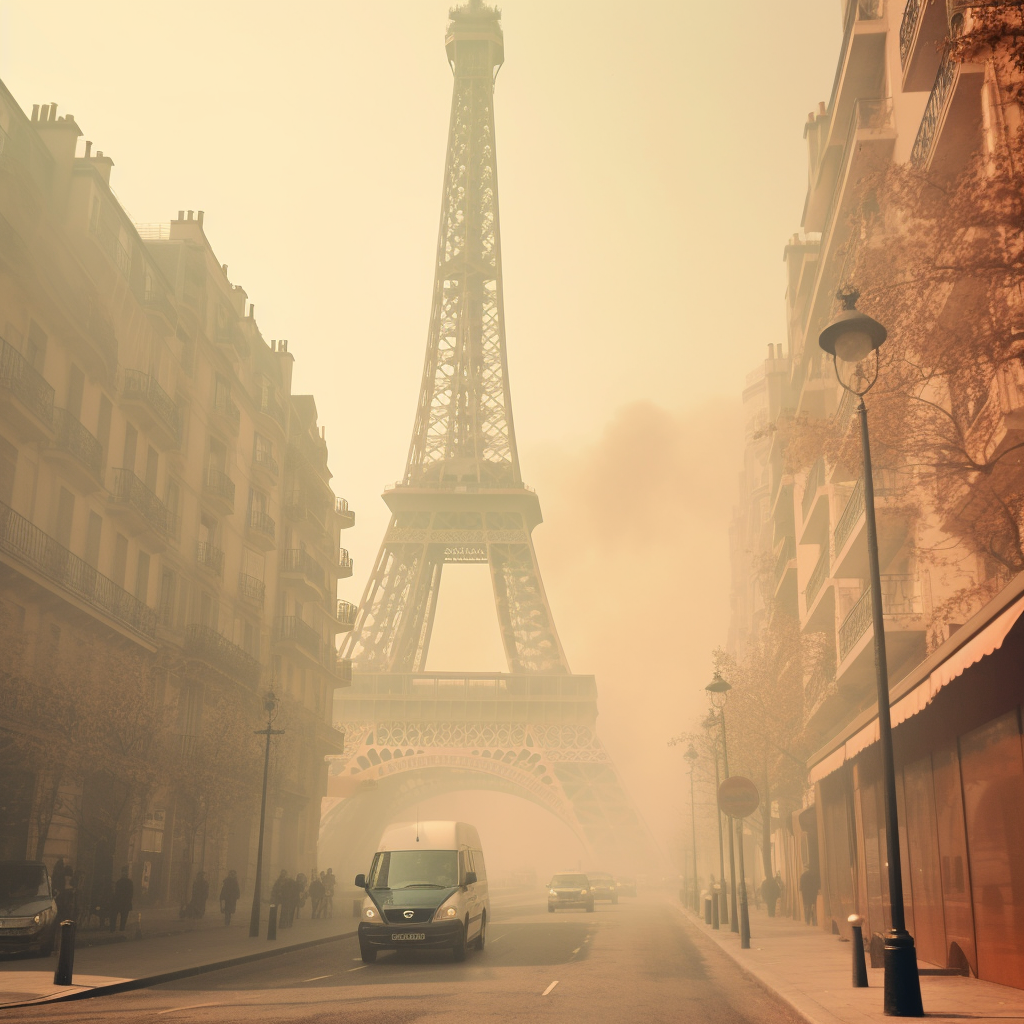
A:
[572,947,580,954]
[542,981,559,996]
[351,957,363,961]
[302,975,333,982]
[157,1003,222,1015]
[347,965,367,972]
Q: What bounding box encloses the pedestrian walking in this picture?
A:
[282,874,299,928]
[308,873,324,919]
[219,869,240,927]
[295,873,307,919]
[112,866,133,932]
[188,870,209,920]
[321,870,334,918]
[51,857,66,894]
[760,873,780,918]
[799,866,819,926]
[54,871,76,923]
[271,869,288,908]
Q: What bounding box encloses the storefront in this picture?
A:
[808,574,1024,990]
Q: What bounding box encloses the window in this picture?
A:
[54,487,74,549]
[249,486,268,515]
[135,551,150,602]
[145,445,158,491]
[141,809,165,854]
[243,548,264,582]
[122,423,138,473]
[112,533,128,588]
[26,321,46,372]
[96,395,112,466]
[243,620,259,659]
[0,436,16,505]
[66,365,84,421]
[159,569,176,627]
[166,478,180,520]
[84,512,102,568]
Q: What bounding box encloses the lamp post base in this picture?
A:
[883,932,923,1017]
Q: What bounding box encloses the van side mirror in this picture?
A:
[464,871,478,886]
[354,873,366,888]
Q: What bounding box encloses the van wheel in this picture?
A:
[360,943,377,963]
[473,911,486,951]
[452,921,467,962]
[585,901,595,913]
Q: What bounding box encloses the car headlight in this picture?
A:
[363,907,377,919]
[433,902,459,922]
[33,909,54,927]
[548,889,557,895]
[580,889,588,895]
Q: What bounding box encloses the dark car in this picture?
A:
[587,872,618,904]
[0,861,58,956]
[547,873,594,913]
[616,876,637,897]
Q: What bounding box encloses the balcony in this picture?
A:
[284,492,330,534]
[89,220,131,281]
[832,471,909,578]
[247,508,276,550]
[0,335,54,438]
[46,409,103,491]
[275,615,321,661]
[279,548,328,601]
[900,0,951,91]
[238,572,265,608]
[336,655,353,686]
[120,369,181,449]
[258,389,287,433]
[143,283,177,337]
[0,498,156,641]
[334,599,358,632]
[202,466,235,515]
[338,549,353,579]
[910,46,985,174]
[196,540,224,578]
[110,468,178,545]
[805,545,831,609]
[835,576,926,696]
[335,497,355,530]
[212,389,240,434]
[253,445,279,480]
[184,623,261,687]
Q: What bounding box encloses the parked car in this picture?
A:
[547,873,594,913]
[587,872,618,904]
[0,861,58,956]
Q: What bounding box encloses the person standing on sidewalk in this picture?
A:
[761,873,780,918]
[799,867,819,926]
[308,872,324,919]
[219,869,240,927]
[189,870,210,920]
[112,866,133,932]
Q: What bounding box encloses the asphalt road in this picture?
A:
[4,892,807,1024]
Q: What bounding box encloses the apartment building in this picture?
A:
[730,0,1024,987]
[0,79,355,907]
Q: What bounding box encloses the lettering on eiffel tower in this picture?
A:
[323,0,657,874]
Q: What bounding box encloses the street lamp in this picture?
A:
[249,689,285,939]
[819,289,923,1017]
[683,743,700,914]
[703,710,726,930]
[705,671,737,934]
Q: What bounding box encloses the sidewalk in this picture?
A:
[0,906,355,1008]
[676,901,1023,1024]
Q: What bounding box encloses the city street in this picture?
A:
[2,893,805,1024]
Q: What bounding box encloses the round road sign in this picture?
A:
[718,776,760,818]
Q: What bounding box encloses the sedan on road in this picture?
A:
[587,872,618,904]
[547,873,594,913]
[0,861,57,957]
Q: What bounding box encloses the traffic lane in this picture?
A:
[1,894,806,1024]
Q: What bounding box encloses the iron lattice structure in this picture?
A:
[330,0,655,871]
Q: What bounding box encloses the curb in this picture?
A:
[669,900,826,1024]
[1,927,358,1009]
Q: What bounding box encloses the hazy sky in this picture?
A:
[0,0,842,847]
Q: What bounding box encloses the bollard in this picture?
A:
[711,887,720,930]
[704,896,712,925]
[267,903,278,941]
[848,914,868,987]
[133,911,143,940]
[53,920,76,986]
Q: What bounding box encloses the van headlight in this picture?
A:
[580,889,588,895]
[548,889,557,895]
[433,902,459,922]
[363,907,377,919]
[33,908,55,927]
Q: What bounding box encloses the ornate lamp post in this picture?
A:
[703,710,726,929]
[249,690,285,939]
[705,672,737,933]
[819,289,923,1017]
[683,743,700,914]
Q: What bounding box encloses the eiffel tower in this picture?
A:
[322,0,655,874]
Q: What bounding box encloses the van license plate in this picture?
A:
[392,933,425,941]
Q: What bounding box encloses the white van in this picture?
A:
[355,820,489,963]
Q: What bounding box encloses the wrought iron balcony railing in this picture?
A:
[203,466,235,507]
[52,409,103,479]
[238,572,266,607]
[213,390,240,427]
[336,600,358,628]
[833,470,902,554]
[899,0,922,65]
[280,548,327,591]
[184,623,261,686]
[773,536,796,588]
[254,445,278,475]
[0,336,54,427]
[275,615,321,658]
[838,575,923,662]
[338,549,353,577]
[801,458,825,522]
[0,498,156,638]
[911,47,958,168]
[248,508,276,542]
[196,540,224,576]
[806,545,831,607]
[111,468,178,538]
[121,369,181,445]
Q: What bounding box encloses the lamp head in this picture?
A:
[684,743,699,762]
[818,289,886,364]
[263,690,279,716]
[705,672,731,695]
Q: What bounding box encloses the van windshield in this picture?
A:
[368,850,459,889]
[0,862,50,902]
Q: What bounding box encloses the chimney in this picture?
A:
[196,210,204,226]
[222,264,228,275]
[187,210,193,221]
[39,104,49,121]
[31,104,39,121]
[248,303,255,318]
[84,140,92,157]
[49,103,57,121]
[818,101,826,116]
[767,344,774,361]
[777,344,783,359]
